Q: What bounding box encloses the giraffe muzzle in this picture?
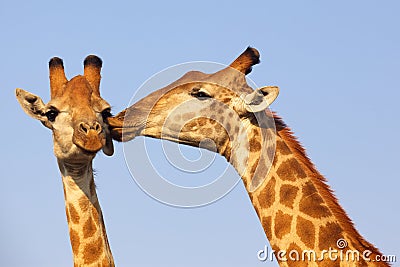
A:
[73,122,106,153]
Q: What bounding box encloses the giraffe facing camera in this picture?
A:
[16,56,115,266]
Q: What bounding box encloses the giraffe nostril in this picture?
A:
[80,123,89,134]
[93,122,102,133]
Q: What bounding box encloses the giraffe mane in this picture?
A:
[272,112,385,257]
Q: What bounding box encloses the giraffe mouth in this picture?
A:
[73,135,105,155]
[78,146,98,156]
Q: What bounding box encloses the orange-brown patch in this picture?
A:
[279,184,299,208]
[276,158,307,181]
[83,216,97,238]
[68,204,80,224]
[102,256,112,266]
[296,216,315,248]
[83,237,103,264]
[197,118,207,126]
[249,138,261,152]
[261,216,272,239]
[274,210,292,239]
[257,177,276,209]
[272,152,279,168]
[79,196,90,213]
[200,127,213,136]
[65,207,71,223]
[276,140,291,155]
[318,222,343,251]
[285,242,304,267]
[272,114,386,263]
[69,228,80,256]
[319,259,340,267]
[299,182,332,218]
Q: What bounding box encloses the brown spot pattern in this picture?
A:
[274,210,292,239]
[296,216,315,248]
[79,196,90,213]
[299,182,332,218]
[65,207,71,223]
[286,242,304,267]
[276,140,291,155]
[257,177,276,209]
[83,237,103,264]
[200,127,213,136]
[69,229,80,256]
[319,259,340,267]
[276,158,307,181]
[249,138,261,152]
[261,216,272,239]
[318,222,343,251]
[197,118,207,126]
[69,204,80,224]
[83,217,97,238]
[279,184,299,208]
[102,257,112,266]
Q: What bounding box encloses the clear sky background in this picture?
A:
[1,1,399,266]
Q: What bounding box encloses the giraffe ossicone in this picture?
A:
[16,56,115,266]
[109,47,390,266]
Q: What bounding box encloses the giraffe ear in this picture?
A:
[102,132,114,156]
[15,88,52,128]
[243,86,279,113]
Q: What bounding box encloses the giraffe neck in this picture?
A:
[223,115,388,266]
[58,159,114,267]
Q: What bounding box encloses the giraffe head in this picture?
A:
[109,47,279,157]
[16,55,114,162]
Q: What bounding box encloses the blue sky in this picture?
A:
[1,1,399,266]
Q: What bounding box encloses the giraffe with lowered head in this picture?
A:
[16,56,115,266]
[109,47,389,266]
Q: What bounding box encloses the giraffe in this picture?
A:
[16,56,115,266]
[108,47,390,266]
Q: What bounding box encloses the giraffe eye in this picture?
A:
[101,109,112,120]
[191,88,211,99]
[45,109,59,122]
